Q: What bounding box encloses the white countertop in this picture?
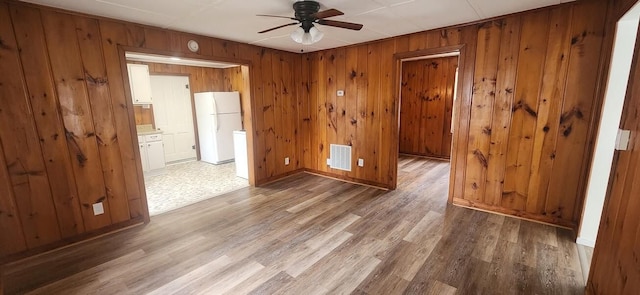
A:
[137,130,164,135]
[136,124,163,135]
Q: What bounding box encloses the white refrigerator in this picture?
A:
[194,92,243,165]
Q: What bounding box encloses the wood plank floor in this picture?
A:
[1,156,585,294]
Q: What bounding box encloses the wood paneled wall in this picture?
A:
[613,0,639,19]
[246,51,303,176]
[222,66,252,131]
[302,42,401,186]
[463,2,608,228]
[130,61,232,93]
[133,106,155,127]
[0,0,302,259]
[399,56,458,159]
[303,0,610,227]
[588,20,640,293]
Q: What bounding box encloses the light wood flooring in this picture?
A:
[1,156,584,294]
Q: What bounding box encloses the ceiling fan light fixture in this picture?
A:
[309,26,324,43]
[301,32,313,45]
[290,27,305,43]
[291,25,323,45]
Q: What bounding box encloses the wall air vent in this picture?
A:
[329,144,352,171]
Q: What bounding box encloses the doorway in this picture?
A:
[398,54,459,160]
[124,52,252,216]
[396,50,461,198]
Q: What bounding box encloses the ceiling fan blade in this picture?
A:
[258,22,299,34]
[316,19,363,31]
[313,8,344,19]
[256,14,298,21]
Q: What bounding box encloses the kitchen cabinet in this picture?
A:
[139,142,150,172]
[147,141,165,171]
[138,133,165,175]
[127,64,153,104]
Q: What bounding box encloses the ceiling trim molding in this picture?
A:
[117,45,253,67]
[125,52,239,68]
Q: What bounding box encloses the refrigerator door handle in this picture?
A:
[212,97,220,132]
[211,97,220,132]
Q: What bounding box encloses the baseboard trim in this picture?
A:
[302,169,391,190]
[1,218,145,265]
[165,158,197,166]
[399,153,451,162]
[452,197,576,230]
[576,237,596,247]
[254,168,393,191]
[576,243,594,285]
[254,169,306,186]
[303,169,390,190]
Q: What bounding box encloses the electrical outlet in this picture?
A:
[337,90,345,97]
[93,202,104,216]
[285,157,290,165]
[327,158,331,166]
[358,158,364,167]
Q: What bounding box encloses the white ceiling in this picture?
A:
[21,0,574,53]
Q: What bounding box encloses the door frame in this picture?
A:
[578,2,640,247]
[118,46,256,223]
[397,52,460,160]
[392,44,468,203]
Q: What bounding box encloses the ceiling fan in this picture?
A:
[257,1,364,45]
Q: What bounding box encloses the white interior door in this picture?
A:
[150,75,197,163]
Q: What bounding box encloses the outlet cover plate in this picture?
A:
[93,202,104,215]
[358,158,364,167]
[616,129,631,151]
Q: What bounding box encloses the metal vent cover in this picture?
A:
[330,144,352,171]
